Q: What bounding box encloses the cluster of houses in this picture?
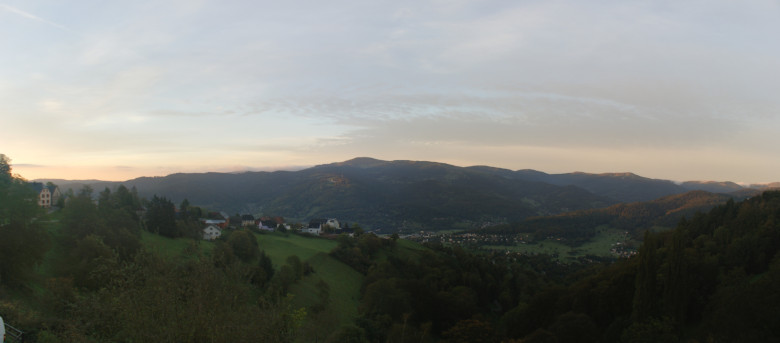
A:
[301,218,340,235]
[199,212,324,241]
[26,182,349,242]
[200,214,351,241]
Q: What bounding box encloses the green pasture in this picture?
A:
[290,252,364,323]
[481,226,633,262]
[254,232,338,267]
[141,230,215,259]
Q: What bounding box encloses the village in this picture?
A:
[199,213,357,241]
[404,229,638,260]
[28,181,366,242]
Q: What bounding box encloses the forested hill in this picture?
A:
[485,191,737,245]
[43,157,775,230]
[469,167,687,203]
[468,166,773,203]
[498,190,780,342]
[48,158,616,230]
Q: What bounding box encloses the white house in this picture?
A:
[325,218,340,230]
[202,225,222,240]
[307,218,339,232]
[301,226,322,236]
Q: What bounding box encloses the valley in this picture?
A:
[3,156,780,342]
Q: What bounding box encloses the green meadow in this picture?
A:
[481,226,633,262]
[254,232,364,324]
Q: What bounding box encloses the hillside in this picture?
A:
[498,191,780,342]
[469,167,690,203]
[5,155,780,342]
[486,191,737,245]
[680,180,743,193]
[48,158,615,231]
[42,157,776,231]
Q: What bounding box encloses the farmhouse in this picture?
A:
[302,218,340,236]
[241,214,255,227]
[201,219,227,229]
[29,182,60,208]
[202,224,222,240]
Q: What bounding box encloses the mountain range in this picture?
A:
[41,157,777,231]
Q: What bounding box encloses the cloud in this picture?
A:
[0,4,70,31]
[2,0,780,182]
[13,163,46,168]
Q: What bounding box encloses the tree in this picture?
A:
[0,154,11,183]
[179,198,191,220]
[0,155,49,287]
[228,230,259,262]
[251,250,275,287]
[549,312,598,343]
[61,187,101,240]
[441,318,496,343]
[146,195,178,237]
[632,231,659,322]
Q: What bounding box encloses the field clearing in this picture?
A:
[255,232,338,267]
[142,231,362,329]
[141,230,215,259]
[255,233,363,341]
[396,238,428,252]
[290,252,364,324]
[481,226,632,262]
[571,226,630,256]
[483,239,572,259]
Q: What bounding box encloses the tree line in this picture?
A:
[0,155,310,342]
[327,190,780,342]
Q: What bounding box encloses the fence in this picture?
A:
[4,321,24,342]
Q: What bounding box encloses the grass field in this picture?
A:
[290,252,364,320]
[23,213,393,342]
[254,232,338,267]
[41,225,410,340]
[141,230,365,333]
[141,230,215,259]
[481,226,633,262]
[570,226,630,257]
[252,232,365,341]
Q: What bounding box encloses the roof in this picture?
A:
[241,214,255,220]
[29,182,44,193]
[28,182,58,194]
[308,219,326,228]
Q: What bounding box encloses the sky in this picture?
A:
[1,0,779,183]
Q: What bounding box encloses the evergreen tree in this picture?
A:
[632,231,658,322]
[146,195,178,237]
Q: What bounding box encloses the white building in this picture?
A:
[301,227,322,236]
[202,225,222,240]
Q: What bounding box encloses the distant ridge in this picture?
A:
[332,157,387,168]
[38,157,777,231]
[470,168,687,203]
[681,181,743,193]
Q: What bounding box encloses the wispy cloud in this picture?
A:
[0,4,71,31]
[2,0,779,183]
